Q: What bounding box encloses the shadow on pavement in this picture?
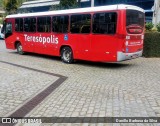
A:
[9,52,132,69]
[75,60,131,69]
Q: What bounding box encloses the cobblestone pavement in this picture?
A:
[0,40,160,126]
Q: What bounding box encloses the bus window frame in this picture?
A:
[70,13,92,34]
[37,16,52,33]
[52,15,69,34]
[92,11,118,35]
[24,17,37,33]
[15,18,24,32]
[5,22,13,38]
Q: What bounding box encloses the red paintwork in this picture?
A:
[5,10,144,62]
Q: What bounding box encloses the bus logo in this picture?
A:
[64,34,68,41]
[24,34,59,45]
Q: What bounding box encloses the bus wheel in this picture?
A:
[61,47,73,63]
[16,43,24,55]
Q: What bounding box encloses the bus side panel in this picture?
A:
[116,10,126,53]
[44,33,65,56]
[68,34,91,61]
[20,32,60,56]
[90,34,117,62]
[90,11,121,62]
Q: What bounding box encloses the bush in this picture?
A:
[145,22,154,31]
[151,27,158,32]
[156,23,160,32]
[143,32,160,57]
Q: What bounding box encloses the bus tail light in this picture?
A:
[126,25,143,34]
[128,28,142,34]
[141,35,144,40]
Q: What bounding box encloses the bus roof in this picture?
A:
[6,4,144,18]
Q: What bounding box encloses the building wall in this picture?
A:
[95,0,154,10]
[19,0,154,21]
[152,0,160,25]
[94,0,154,22]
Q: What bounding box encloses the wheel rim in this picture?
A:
[63,50,71,62]
[18,44,23,53]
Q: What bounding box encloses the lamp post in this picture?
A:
[91,0,94,7]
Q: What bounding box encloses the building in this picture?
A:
[152,0,160,25]
[94,0,154,22]
[18,0,60,13]
[18,0,154,21]
[18,0,91,13]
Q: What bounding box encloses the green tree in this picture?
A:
[2,0,27,14]
[157,23,160,32]
[50,0,78,10]
[6,0,18,14]
[0,1,3,7]
[145,22,154,31]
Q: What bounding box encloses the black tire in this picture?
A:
[16,43,25,55]
[61,47,73,63]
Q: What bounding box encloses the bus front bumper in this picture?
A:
[117,50,143,62]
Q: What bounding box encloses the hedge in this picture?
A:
[143,32,160,57]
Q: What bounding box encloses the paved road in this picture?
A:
[0,40,160,126]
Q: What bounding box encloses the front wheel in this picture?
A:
[61,47,74,63]
[16,43,25,55]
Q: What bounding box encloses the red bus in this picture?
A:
[4,4,145,63]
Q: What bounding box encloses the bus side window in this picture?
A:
[37,17,51,32]
[15,18,23,32]
[52,15,69,33]
[24,18,36,32]
[93,12,117,34]
[81,25,90,33]
[6,23,12,34]
[70,14,91,34]
[5,22,12,38]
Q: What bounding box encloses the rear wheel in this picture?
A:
[61,47,73,63]
[16,43,25,55]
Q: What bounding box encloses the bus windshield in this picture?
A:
[126,10,144,34]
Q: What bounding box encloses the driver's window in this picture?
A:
[6,23,12,34]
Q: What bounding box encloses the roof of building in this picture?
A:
[20,0,90,8]
[20,0,59,8]
[7,4,144,18]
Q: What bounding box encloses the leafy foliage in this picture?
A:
[1,0,27,14]
[143,32,160,57]
[50,0,78,10]
[0,1,2,7]
[145,22,154,31]
[156,23,160,32]
[5,0,18,14]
